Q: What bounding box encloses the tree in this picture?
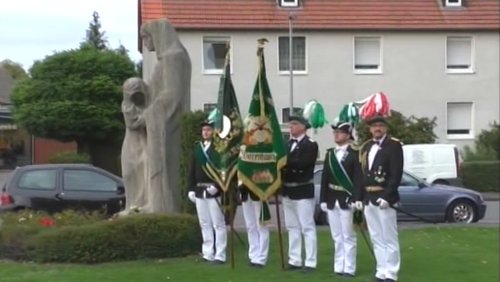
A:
[0,59,27,80]
[356,110,437,144]
[81,11,108,50]
[463,121,500,161]
[11,47,137,155]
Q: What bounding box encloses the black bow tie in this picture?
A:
[291,139,298,143]
[373,140,381,146]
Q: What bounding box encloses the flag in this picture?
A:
[204,47,243,192]
[238,39,287,205]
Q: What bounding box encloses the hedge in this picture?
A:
[462,161,500,192]
[27,214,201,263]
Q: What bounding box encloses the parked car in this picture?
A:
[402,144,463,186]
[0,164,125,215]
[313,165,486,225]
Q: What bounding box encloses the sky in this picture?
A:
[0,0,141,70]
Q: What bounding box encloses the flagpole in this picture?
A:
[274,194,285,270]
[228,188,236,269]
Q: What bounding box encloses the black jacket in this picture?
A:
[320,145,362,209]
[356,136,404,205]
[282,136,318,200]
[188,142,221,198]
[240,185,260,202]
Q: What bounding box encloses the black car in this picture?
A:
[0,164,125,214]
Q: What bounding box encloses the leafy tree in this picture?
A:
[11,47,137,155]
[81,11,108,50]
[0,59,27,80]
[463,121,500,161]
[356,110,437,145]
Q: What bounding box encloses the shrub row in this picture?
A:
[0,213,201,263]
[462,161,500,192]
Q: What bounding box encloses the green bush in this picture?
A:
[48,151,91,164]
[356,110,437,145]
[0,210,105,261]
[29,214,201,263]
[462,161,500,192]
[463,122,500,161]
[180,110,207,214]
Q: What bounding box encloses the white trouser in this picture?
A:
[195,197,227,262]
[364,203,400,281]
[283,197,317,268]
[242,200,270,265]
[327,201,357,275]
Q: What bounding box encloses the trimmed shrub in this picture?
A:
[29,214,201,263]
[48,151,91,164]
[462,161,500,192]
[0,210,105,261]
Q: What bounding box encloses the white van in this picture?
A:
[402,144,463,186]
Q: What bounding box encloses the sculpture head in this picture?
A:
[140,19,181,58]
[123,77,148,107]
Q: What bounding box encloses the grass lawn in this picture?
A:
[0,226,498,282]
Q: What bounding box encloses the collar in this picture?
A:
[291,134,306,143]
[372,135,387,146]
[335,144,349,151]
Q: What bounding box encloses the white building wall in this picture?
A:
[143,30,500,157]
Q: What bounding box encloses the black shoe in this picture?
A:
[302,267,315,273]
[251,263,265,268]
[375,278,385,282]
[286,264,301,271]
[334,272,343,276]
[385,279,396,282]
[211,260,225,265]
[343,273,355,278]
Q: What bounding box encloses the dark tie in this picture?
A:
[373,140,380,146]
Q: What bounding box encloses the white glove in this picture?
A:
[320,202,328,212]
[188,191,196,203]
[376,198,389,209]
[354,201,364,211]
[206,185,218,196]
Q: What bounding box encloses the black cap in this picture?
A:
[366,115,388,126]
[200,120,214,127]
[289,115,311,129]
[331,122,353,134]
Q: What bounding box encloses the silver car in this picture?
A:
[313,165,487,225]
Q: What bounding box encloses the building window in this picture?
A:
[281,107,302,123]
[203,36,230,74]
[446,102,473,138]
[279,0,300,8]
[278,36,307,73]
[445,0,462,7]
[203,103,217,114]
[446,36,473,73]
[354,37,382,74]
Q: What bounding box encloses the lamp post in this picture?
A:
[288,13,295,116]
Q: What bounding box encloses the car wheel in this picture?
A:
[446,200,476,223]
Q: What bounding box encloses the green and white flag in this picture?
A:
[238,39,287,203]
[205,47,243,192]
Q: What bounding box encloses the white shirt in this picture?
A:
[368,135,386,170]
[290,134,306,152]
[203,141,211,152]
[335,144,349,162]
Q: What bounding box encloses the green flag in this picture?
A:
[238,40,287,202]
[205,48,244,192]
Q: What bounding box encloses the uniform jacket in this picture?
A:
[188,142,221,198]
[282,136,319,200]
[239,185,260,202]
[320,145,362,209]
[355,136,404,205]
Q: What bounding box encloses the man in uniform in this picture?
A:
[239,184,270,267]
[354,116,404,282]
[320,122,362,278]
[282,115,319,272]
[187,120,227,264]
